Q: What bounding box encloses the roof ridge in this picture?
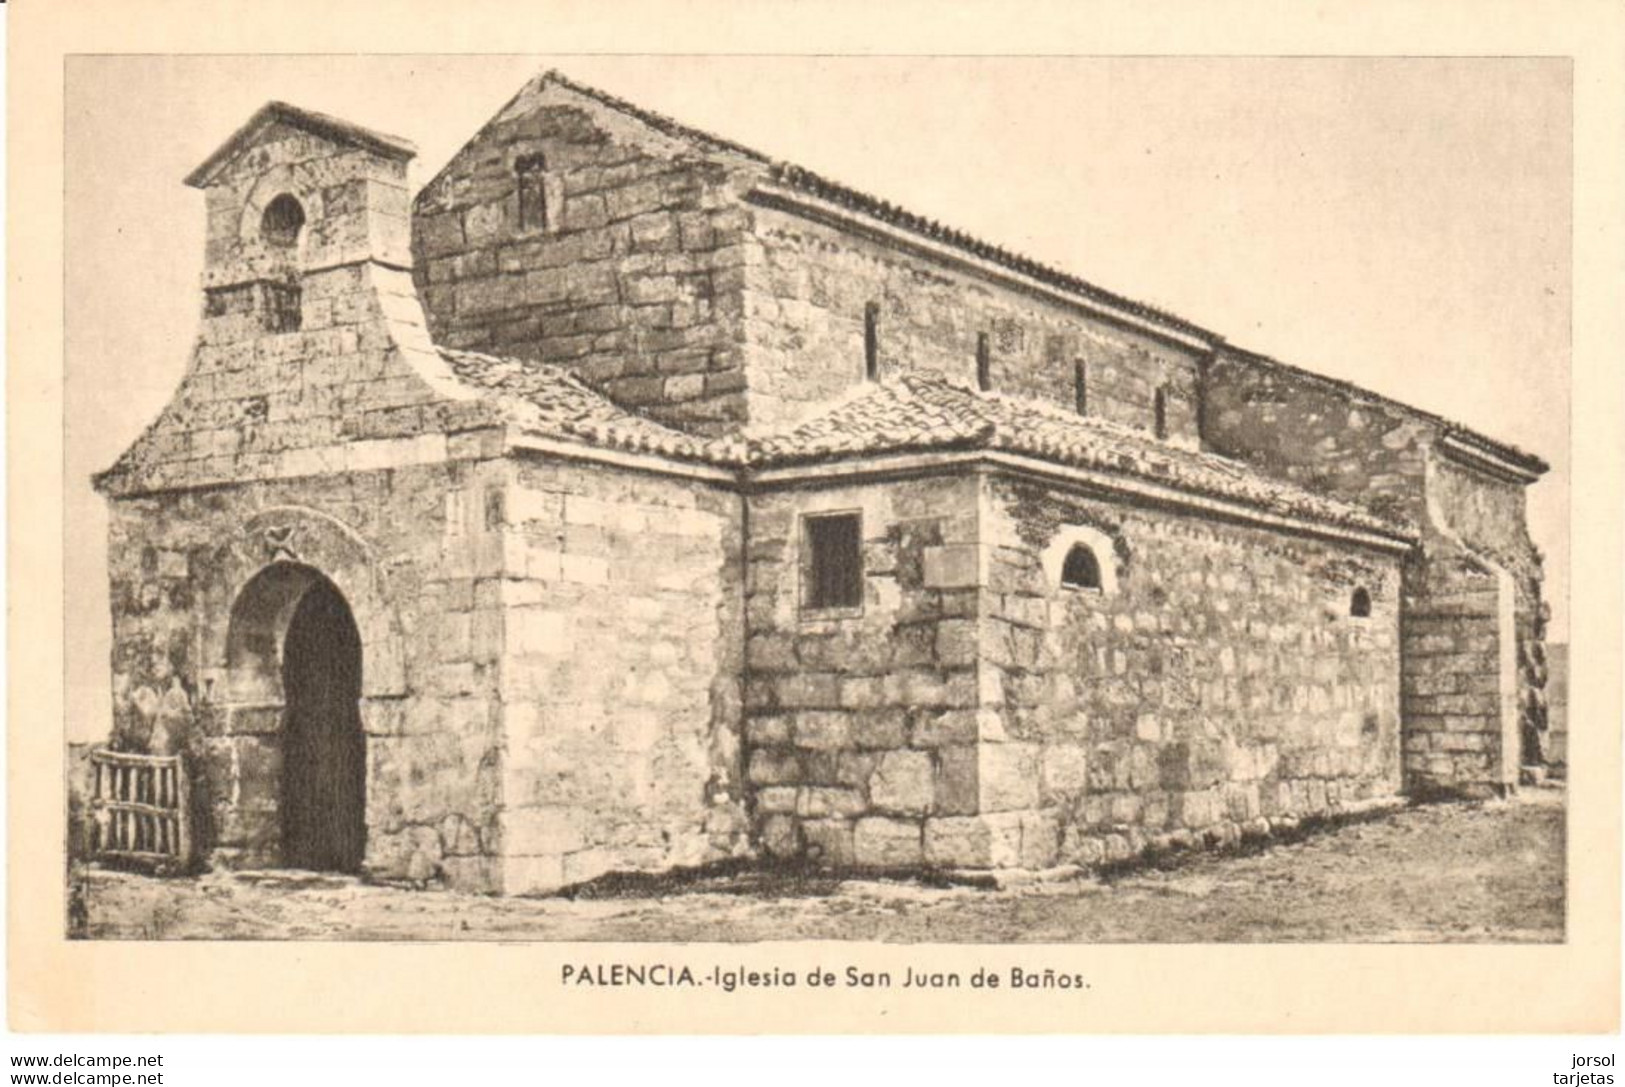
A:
[527,71,1213,342]
[538,69,771,163]
[1224,344,1548,475]
[184,100,417,189]
[761,162,1213,341]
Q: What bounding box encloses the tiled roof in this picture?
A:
[437,348,723,463]
[744,373,1416,539]
[439,347,1413,540]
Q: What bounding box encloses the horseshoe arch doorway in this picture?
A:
[277,574,366,872]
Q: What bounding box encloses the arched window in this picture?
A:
[1060,544,1102,590]
[261,194,305,249]
[1153,385,1170,439]
[516,153,548,232]
[1350,587,1372,618]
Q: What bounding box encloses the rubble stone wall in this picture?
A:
[496,455,748,894]
[1203,349,1549,787]
[739,203,1207,438]
[977,474,1405,867]
[412,86,762,434]
[1202,349,1432,526]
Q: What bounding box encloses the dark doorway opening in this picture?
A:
[280,578,366,872]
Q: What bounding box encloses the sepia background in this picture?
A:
[62,54,1571,745]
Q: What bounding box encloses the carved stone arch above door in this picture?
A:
[204,506,407,705]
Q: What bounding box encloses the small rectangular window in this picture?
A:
[976,332,992,391]
[804,512,863,610]
[1074,359,1088,415]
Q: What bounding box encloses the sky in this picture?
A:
[63,55,1571,740]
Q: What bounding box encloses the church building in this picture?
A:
[92,71,1551,894]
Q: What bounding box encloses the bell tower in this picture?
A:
[183,101,417,340]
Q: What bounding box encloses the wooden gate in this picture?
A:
[87,749,191,870]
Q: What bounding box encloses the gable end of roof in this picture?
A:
[184,101,418,189]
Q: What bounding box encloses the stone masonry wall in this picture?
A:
[740,203,1207,438]
[95,116,523,890]
[980,474,1405,867]
[1204,349,1549,785]
[740,467,1405,872]
[1399,547,1517,795]
[496,455,748,894]
[103,458,511,891]
[1202,349,1432,526]
[103,111,505,499]
[1429,454,1550,767]
[412,82,762,434]
[741,475,984,868]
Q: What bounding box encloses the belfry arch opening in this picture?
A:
[224,563,366,872]
[260,193,306,248]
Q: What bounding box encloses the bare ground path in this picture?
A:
[75,789,1564,943]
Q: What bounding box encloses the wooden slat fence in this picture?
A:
[87,748,191,870]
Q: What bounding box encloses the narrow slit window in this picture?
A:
[804,512,863,610]
[976,332,992,391]
[1153,386,1170,439]
[864,302,880,380]
[1074,359,1088,415]
[1061,544,1102,590]
[1350,587,1372,618]
[516,153,548,233]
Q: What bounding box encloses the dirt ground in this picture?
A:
[73,788,1565,943]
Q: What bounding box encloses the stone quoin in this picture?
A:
[88,71,1552,894]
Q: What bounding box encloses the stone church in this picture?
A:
[92,70,1552,894]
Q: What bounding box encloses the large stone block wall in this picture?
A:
[495,456,748,893]
[103,256,503,496]
[1399,549,1518,794]
[412,84,761,434]
[102,458,512,890]
[410,81,1210,441]
[979,475,1405,867]
[739,203,1206,438]
[740,468,1406,871]
[1429,454,1551,767]
[741,475,985,868]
